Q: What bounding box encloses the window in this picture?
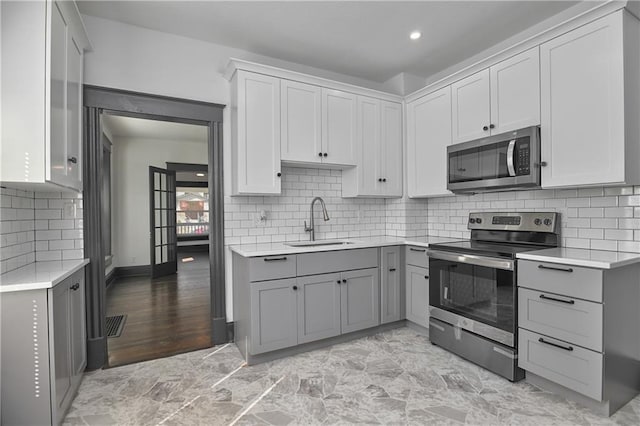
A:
[176,187,209,238]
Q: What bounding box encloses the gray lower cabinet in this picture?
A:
[406,264,429,327]
[297,273,341,344]
[381,246,402,324]
[1,267,87,425]
[518,259,640,416]
[234,249,381,361]
[341,268,380,333]
[250,278,298,354]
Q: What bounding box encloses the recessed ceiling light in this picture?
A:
[196,173,205,177]
[410,31,422,41]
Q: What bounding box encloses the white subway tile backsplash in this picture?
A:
[0,186,84,274]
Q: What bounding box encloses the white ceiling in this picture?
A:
[102,114,208,142]
[78,1,579,83]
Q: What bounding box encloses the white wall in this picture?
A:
[111,136,207,267]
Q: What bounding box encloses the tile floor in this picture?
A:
[65,327,640,425]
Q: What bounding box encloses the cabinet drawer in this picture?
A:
[297,248,377,276]
[518,260,602,302]
[406,246,429,268]
[249,255,297,282]
[518,288,602,352]
[519,328,602,401]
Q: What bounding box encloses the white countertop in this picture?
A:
[517,248,640,269]
[0,259,90,293]
[230,235,458,257]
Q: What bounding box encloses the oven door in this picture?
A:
[427,249,516,347]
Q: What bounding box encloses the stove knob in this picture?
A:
[534,218,542,226]
[476,218,482,224]
[543,218,552,226]
[469,218,476,224]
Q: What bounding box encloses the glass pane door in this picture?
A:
[149,166,177,278]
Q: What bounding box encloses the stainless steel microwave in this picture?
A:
[447,126,541,194]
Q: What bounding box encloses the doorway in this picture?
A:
[83,86,226,370]
[101,113,213,367]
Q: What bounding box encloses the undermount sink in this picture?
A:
[285,239,355,247]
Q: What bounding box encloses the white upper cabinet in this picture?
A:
[452,69,491,143]
[407,86,453,198]
[380,101,403,197]
[280,80,322,164]
[343,98,402,198]
[1,0,89,192]
[452,48,540,143]
[490,47,540,134]
[322,89,357,166]
[231,70,282,195]
[540,11,640,188]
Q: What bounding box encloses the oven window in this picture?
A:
[429,258,515,333]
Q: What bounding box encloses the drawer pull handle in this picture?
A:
[70,283,80,291]
[264,257,287,262]
[424,275,429,279]
[409,248,426,252]
[342,279,347,283]
[538,337,573,352]
[389,268,396,272]
[538,264,573,273]
[539,294,574,305]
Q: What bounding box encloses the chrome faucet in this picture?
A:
[304,197,330,241]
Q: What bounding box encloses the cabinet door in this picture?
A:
[297,273,341,344]
[69,270,86,377]
[355,96,381,196]
[380,101,403,197]
[381,247,401,324]
[452,69,491,143]
[250,278,298,355]
[340,268,380,333]
[50,282,71,423]
[540,12,625,188]
[48,1,67,186]
[406,265,429,327]
[322,89,357,165]
[235,71,281,194]
[407,87,452,197]
[65,35,82,190]
[281,80,322,163]
[490,47,540,134]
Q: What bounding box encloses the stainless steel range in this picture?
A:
[427,211,559,382]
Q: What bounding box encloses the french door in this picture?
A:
[149,166,177,277]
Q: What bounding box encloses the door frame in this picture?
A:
[83,85,226,369]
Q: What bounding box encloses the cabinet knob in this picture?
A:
[382,178,386,182]
[536,161,548,167]
[276,172,282,177]
[337,280,341,284]
[378,178,382,182]
[71,283,80,291]
[292,285,298,290]
[323,153,328,157]
[67,156,78,164]
[424,275,429,280]
[318,152,323,157]
[482,126,489,131]
[489,124,495,129]
[342,279,347,283]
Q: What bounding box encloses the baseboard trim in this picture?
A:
[86,336,107,370]
[113,265,151,279]
[212,316,228,345]
[226,321,234,342]
[105,268,116,289]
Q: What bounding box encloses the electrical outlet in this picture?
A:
[254,210,268,226]
[63,201,76,219]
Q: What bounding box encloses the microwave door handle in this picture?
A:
[507,140,516,177]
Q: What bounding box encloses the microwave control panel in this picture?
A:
[515,140,530,175]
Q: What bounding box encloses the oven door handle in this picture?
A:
[506,139,517,177]
[427,249,514,271]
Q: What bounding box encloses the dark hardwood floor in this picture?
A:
[106,248,212,367]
